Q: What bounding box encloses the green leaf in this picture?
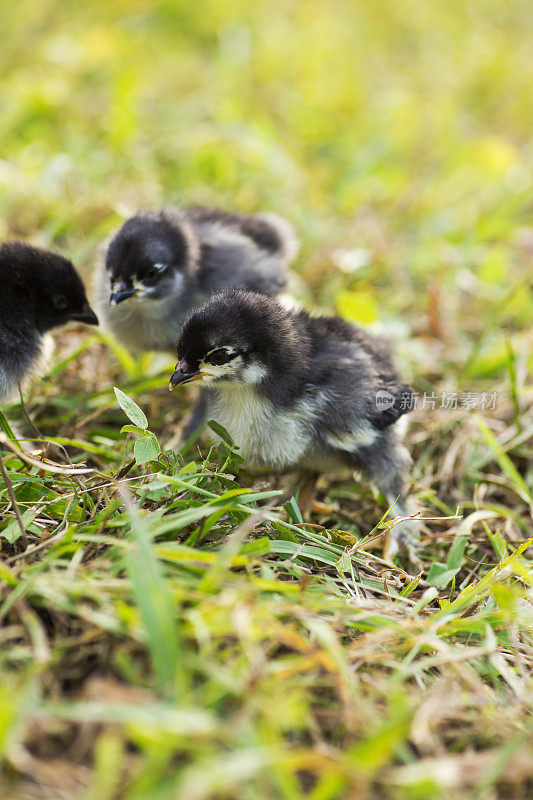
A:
[336,551,352,573]
[446,535,468,570]
[11,481,82,522]
[121,424,151,436]
[399,575,421,597]
[284,496,304,524]
[426,532,468,590]
[426,565,461,590]
[270,520,299,543]
[487,529,508,561]
[134,435,160,465]
[240,537,271,557]
[123,499,181,696]
[178,462,197,475]
[0,508,37,544]
[0,409,20,445]
[207,419,236,448]
[269,540,340,567]
[114,387,148,429]
[411,587,439,613]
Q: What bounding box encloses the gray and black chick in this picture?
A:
[94,206,299,354]
[0,242,98,402]
[169,290,419,561]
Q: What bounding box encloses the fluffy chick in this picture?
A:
[0,242,98,401]
[169,290,418,561]
[94,206,298,354]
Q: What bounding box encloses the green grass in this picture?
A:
[1,1,533,798]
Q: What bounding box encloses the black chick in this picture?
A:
[0,242,98,401]
[93,205,298,354]
[169,290,418,561]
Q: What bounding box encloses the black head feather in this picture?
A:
[105,211,195,293]
[0,242,97,334]
[177,290,309,401]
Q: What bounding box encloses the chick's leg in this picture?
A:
[363,443,420,564]
[296,472,319,517]
[294,472,336,517]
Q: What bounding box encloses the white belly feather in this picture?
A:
[211,386,314,471]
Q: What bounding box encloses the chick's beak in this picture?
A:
[70,303,99,326]
[169,361,204,390]
[110,283,139,306]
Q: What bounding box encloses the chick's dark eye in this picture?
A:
[207,348,237,366]
[145,263,168,282]
[53,295,69,312]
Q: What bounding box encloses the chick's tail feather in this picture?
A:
[255,213,300,264]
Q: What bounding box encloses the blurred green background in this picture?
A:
[0,0,532,373]
[1,4,533,798]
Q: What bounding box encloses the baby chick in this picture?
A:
[94,205,298,354]
[0,242,98,401]
[169,290,418,561]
